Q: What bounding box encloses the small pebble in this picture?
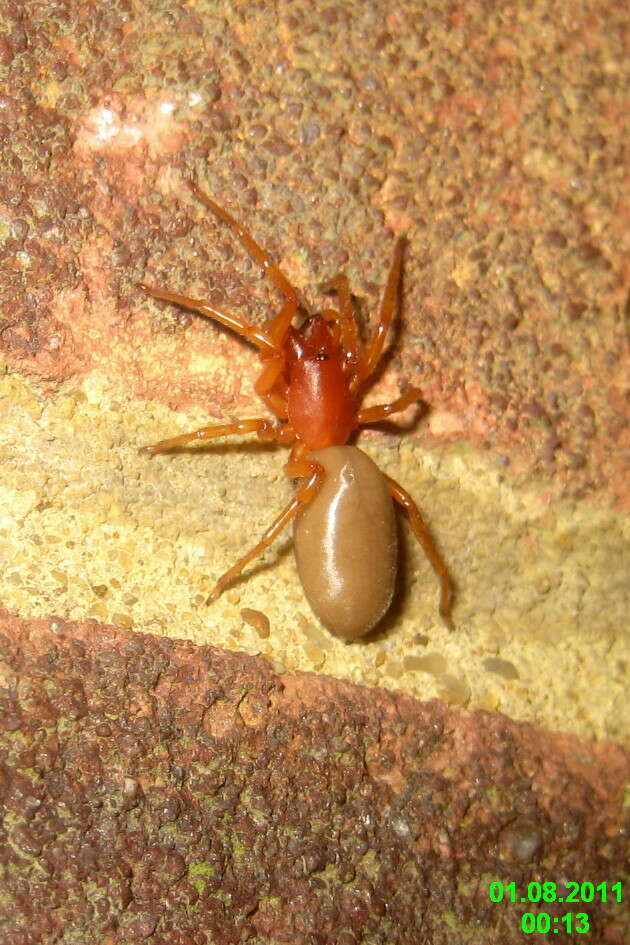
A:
[240,607,270,638]
[404,652,447,675]
[483,657,520,679]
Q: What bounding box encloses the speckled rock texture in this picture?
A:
[0,0,627,739]
[0,613,627,945]
[0,1,628,940]
[1,0,627,500]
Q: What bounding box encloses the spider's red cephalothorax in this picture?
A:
[139,182,453,636]
[284,317,357,450]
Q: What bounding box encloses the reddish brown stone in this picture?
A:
[0,611,627,944]
[0,0,627,504]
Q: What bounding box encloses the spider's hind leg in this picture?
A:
[206,450,325,603]
[386,473,454,630]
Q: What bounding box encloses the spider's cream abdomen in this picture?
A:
[293,446,397,640]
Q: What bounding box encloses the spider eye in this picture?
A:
[315,351,330,361]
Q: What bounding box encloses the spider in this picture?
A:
[139,183,453,639]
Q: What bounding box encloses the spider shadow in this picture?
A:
[144,438,280,459]
[144,435,295,597]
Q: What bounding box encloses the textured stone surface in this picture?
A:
[0,0,628,741]
[0,0,627,502]
[0,613,627,944]
[0,4,628,938]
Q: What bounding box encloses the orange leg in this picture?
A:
[320,273,361,370]
[186,185,303,414]
[140,417,281,456]
[139,283,279,355]
[351,237,405,391]
[357,386,423,425]
[253,303,294,420]
[190,183,300,312]
[206,453,325,604]
[140,277,290,420]
[386,475,454,629]
[284,440,317,478]
[264,296,299,348]
[254,360,289,419]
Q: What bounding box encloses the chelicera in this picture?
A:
[140,183,453,639]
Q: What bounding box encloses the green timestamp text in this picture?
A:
[488,879,623,905]
[521,912,590,934]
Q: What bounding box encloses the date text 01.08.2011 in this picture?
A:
[488,879,623,905]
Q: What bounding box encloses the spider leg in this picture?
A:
[143,183,304,365]
[206,449,325,604]
[386,474,454,629]
[320,273,361,371]
[139,283,279,355]
[190,183,300,313]
[263,296,299,348]
[357,386,423,425]
[283,440,316,476]
[350,237,405,391]
[139,417,282,455]
[255,358,289,419]
[252,297,299,420]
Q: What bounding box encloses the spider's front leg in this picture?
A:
[357,387,423,425]
[350,236,405,392]
[140,282,280,355]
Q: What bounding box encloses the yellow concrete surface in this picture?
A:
[1,364,627,742]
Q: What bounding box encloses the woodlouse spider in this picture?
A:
[139,183,453,640]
